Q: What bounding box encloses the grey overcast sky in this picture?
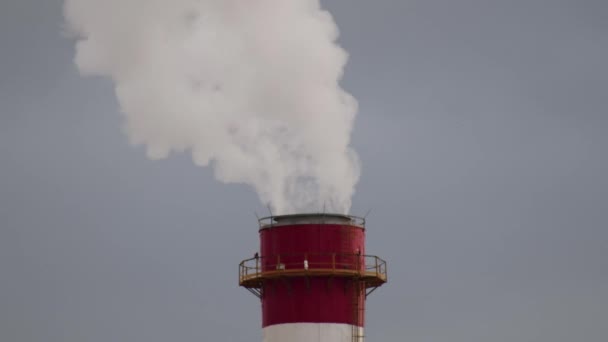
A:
[1,0,607,341]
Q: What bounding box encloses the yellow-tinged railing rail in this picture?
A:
[239,252,387,288]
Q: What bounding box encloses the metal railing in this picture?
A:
[257,214,367,229]
[239,252,387,286]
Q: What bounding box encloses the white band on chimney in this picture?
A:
[263,323,363,342]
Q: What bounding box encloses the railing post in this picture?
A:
[375,257,378,277]
[332,253,335,273]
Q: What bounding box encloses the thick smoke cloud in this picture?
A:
[64,0,360,214]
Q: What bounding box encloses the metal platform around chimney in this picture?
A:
[239,253,387,298]
[257,213,367,230]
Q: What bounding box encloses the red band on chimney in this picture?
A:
[259,223,365,328]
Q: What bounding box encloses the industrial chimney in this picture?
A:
[239,213,387,342]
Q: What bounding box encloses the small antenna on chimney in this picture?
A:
[266,204,274,228]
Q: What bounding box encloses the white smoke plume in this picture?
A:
[64,0,360,214]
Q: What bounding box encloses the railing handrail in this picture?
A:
[239,253,385,265]
[257,214,366,228]
[240,251,381,260]
[239,252,387,283]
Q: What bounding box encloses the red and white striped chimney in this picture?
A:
[239,213,387,342]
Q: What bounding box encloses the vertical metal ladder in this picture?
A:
[340,225,364,342]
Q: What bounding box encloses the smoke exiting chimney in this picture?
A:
[64,0,360,214]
